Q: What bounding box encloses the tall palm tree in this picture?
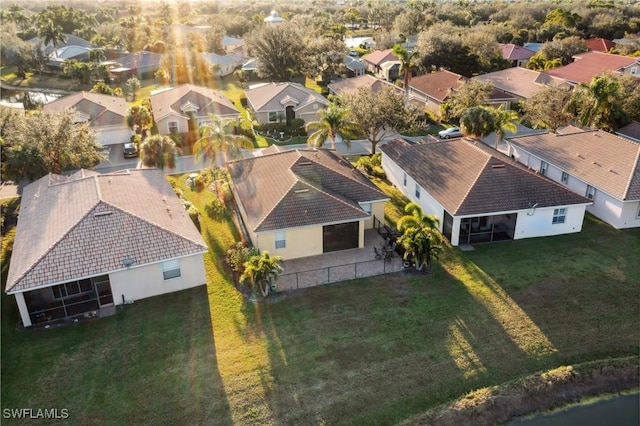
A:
[126,105,153,135]
[88,48,106,64]
[194,114,253,169]
[566,75,626,131]
[240,251,284,297]
[140,135,178,169]
[38,19,67,50]
[392,44,419,104]
[460,106,496,139]
[397,202,441,272]
[492,106,519,149]
[305,102,361,150]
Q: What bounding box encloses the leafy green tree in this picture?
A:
[240,251,284,297]
[139,135,178,169]
[246,22,304,81]
[194,115,253,168]
[492,106,519,149]
[417,26,482,77]
[305,103,361,150]
[442,80,494,122]
[397,202,441,272]
[460,106,496,138]
[522,85,573,131]
[618,75,640,123]
[565,74,627,132]
[126,77,141,101]
[301,37,346,82]
[2,110,103,181]
[392,44,419,104]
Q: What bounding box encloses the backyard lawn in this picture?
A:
[1,176,638,425]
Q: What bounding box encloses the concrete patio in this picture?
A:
[277,229,405,291]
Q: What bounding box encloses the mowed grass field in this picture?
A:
[1,177,638,425]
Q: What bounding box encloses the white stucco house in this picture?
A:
[5,169,208,328]
[200,52,245,77]
[507,130,640,229]
[244,82,329,126]
[379,138,592,246]
[43,92,134,146]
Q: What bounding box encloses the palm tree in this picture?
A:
[126,105,153,135]
[566,75,626,131]
[460,106,496,139]
[240,251,284,297]
[140,135,178,169]
[397,202,441,272]
[305,102,361,150]
[194,115,254,169]
[492,106,519,149]
[392,44,419,104]
[38,19,67,50]
[88,48,106,64]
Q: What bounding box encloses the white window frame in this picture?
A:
[586,185,596,200]
[275,230,286,249]
[268,112,278,123]
[162,259,181,280]
[167,121,178,134]
[630,66,638,76]
[540,161,548,176]
[561,171,569,184]
[552,208,566,224]
[636,203,640,219]
[415,184,421,199]
[403,173,407,187]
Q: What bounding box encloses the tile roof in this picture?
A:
[408,70,466,102]
[150,84,239,121]
[499,44,536,61]
[543,52,639,84]
[586,38,616,52]
[361,49,398,67]
[245,82,328,113]
[43,92,128,127]
[616,121,640,142]
[508,130,640,200]
[475,67,566,99]
[227,149,388,232]
[115,51,164,69]
[328,74,398,96]
[380,138,590,216]
[6,169,207,293]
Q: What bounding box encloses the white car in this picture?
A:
[438,127,463,139]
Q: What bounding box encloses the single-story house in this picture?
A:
[150,84,240,135]
[45,45,94,71]
[227,148,389,259]
[475,67,568,102]
[500,43,536,68]
[380,138,591,246]
[585,38,616,52]
[506,130,640,229]
[616,121,640,143]
[5,169,208,328]
[110,51,164,82]
[200,52,245,77]
[344,36,375,50]
[327,74,398,97]
[222,35,246,54]
[43,91,134,146]
[543,51,639,85]
[244,82,329,126]
[344,56,366,78]
[28,33,93,56]
[408,70,466,117]
[361,49,401,81]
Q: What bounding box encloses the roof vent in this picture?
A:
[298,161,313,166]
[592,161,601,167]
[294,188,309,194]
[577,153,584,158]
[123,258,134,268]
[492,163,505,169]
[609,168,618,174]
[94,211,112,217]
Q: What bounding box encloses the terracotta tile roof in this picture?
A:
[475,67,566,99]
[586,38,616,52]
[150,84,239,121]
[328,74,398,96]
[43,92,128,127]
[508,130,640,200]
[5,169,207,294]
[245,82,328,113]
[543,52,639,84]
[616,121,640,142]
[499,44,536,61]
[408,70,466,102]
[361,49,398,67]
[227,149,388,232]
[380,138,590,216]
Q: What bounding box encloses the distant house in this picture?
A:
[616,121,640,143]
[328,74,397,97]
[5,169,208,328]
[344,56,366,78]
[264,10,285,26]
[110,51,164,82]
[507,130,640,229]
[150,84,240,136]
[222,35,245,54]
[475,67,568,102]
[499,43,536,68]
[380,138,591,246]
[585,38,616,52]
[524,42,543,53]
[344,36,375,50]
[543,51,640,85]
[228,148,388,259]
[200,52,245,77]
[361,49,400,81]
[28,33,93,56]
[244,82,329,126]
[407,70,466,117]
[43,91,134,146]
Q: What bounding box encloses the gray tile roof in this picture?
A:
[6,169,207,294]
[150,84,239,121]
[380,138,591,216]
[616,121,640,142]
[244,82,328,113]
[328,74,397,96]
[227,149,388,232]
[43,92,128,127]
[508,130,640,200]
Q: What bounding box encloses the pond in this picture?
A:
[0,89,63,108]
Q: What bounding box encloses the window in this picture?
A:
[168,121,178,134]
[415,184,421,199]
[403,173,407,187]
[637,204,640,219]
[561,171,569,184]
[586,185,596,200]
[361,203,372,215]
[268,112,278,122]
[162,259,181,280]
[540,161,548,176]
[631,66,638,76]
[552,208,566,224]
[275,230,286,249]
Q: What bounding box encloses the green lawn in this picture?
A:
[1,176,638,424]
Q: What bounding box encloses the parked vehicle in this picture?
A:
[123,142,139,158]
[438,127,463,139]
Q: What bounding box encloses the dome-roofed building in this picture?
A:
[264,10,285,26]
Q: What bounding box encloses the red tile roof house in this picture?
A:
[499,43,536,68]
[244,82,329,126]
[543,51,640,85]
[5,169,208,328]
[506,130,640,229]
[43,91,134,147]
[227,148,389,263]
[150,84,240,136]
[361,49,401,81]
[379,138,591,246]
[585,38,616,52]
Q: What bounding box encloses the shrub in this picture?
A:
[289,118,305,129]
[174,187,183,198]
[355,153,384,177]
[226,241,259,273]
[205,198,229,219]
[194,175,205,192]
[186,205,200,228]
[219,181,233,203]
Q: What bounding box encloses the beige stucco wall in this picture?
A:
[156,115,189,135]
[364,201,386,229]
[109,253,207,304]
